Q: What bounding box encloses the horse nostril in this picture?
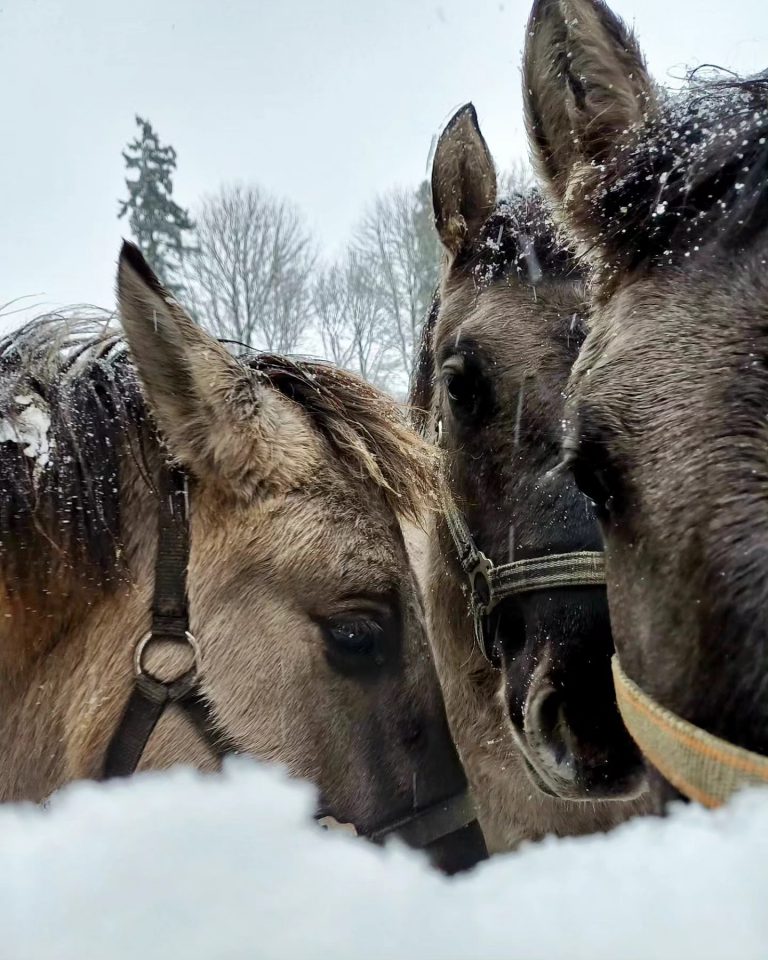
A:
[523,685,576,777]
[535,691,569,765]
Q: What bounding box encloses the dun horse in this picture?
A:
[0,242,486,872]
[410,105,647,851]
[524,0,768,806]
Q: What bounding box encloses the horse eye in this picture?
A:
[571,460,613,517]
[441,360,483,421]
[322,616,386,662]
[567,432,625,521]
[446,372,476,407]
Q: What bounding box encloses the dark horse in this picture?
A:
[409,104,646,849]
[524,0,768,805]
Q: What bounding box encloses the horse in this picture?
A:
[0,241,487,873]
[408,104,647,851]
[524,0,768,807]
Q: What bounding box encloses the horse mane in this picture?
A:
[593,68,768,281]
[0,313,433,590]
[463,191,577,288]
[408,191,583,429]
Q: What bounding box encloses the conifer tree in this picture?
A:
[118,116,193,289]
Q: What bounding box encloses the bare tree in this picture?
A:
[181,184,316,352]
[313,253,396,390]
[353,182,439,393]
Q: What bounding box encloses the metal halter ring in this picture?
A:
[467,552,494,616]
[134,630,201,688]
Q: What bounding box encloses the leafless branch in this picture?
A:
[180,183,316,353]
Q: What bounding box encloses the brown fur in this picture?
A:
[524,0,657,277]
[0,245,469,845]
[409,105,648,850]
[524,0,768,781]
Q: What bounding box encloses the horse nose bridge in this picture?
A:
[499,585,613,716]
[520,584,612,657]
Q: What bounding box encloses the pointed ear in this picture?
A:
[524,0,656,246]
[117,242,316,496]
[432,103,497,259]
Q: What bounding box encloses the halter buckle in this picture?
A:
[467,552,494,616]
[467,552,499,664]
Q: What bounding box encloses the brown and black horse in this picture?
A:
[410,105,647,850]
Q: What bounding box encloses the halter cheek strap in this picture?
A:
[103,468,232,779]
[612,656,768,808]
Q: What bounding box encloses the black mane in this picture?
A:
[595,69,768,280]
[0,314,145,588]
[464,191,576,289]
[0,314,430,590]
[409,191,582,426]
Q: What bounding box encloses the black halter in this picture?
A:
[102,463,486,865]
[102,467,232,777]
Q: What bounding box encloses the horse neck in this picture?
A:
[0,458,160,802]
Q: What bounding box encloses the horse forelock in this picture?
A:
[0,314,433,593]
[242,352,435,522]
[408,192,583,421]
[591,69,768,288]
[465,191,579,289]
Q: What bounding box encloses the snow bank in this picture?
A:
[1,761,767,960]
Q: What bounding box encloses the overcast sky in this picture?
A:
[1,0,767,328]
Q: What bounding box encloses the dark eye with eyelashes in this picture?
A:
[571,459,614,518]
[565,430,624,521]
[320,609,395,675]
[324,617,383,657]
[440,355,490,424]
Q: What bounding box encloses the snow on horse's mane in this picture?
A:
[0,312,432,587]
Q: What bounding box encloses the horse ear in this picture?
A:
[117,242,316,496]
[432,103,497,258]
[524,0,656,247]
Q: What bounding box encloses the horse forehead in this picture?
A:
[195,499,406,602]
[588,267,751,368]
[571,272,748,435]
[436,281,533,356]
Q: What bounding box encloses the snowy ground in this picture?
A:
[1,761,766,960]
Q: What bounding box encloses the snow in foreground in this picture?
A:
[1,761,767,960]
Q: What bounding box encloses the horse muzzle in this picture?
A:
[317,787,488,875]
[508,651,648,802]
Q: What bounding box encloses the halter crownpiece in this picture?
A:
[612,656,768,808]
[102,466,231,778]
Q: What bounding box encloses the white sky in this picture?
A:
[1,0,766,328]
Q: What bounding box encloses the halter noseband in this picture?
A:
[103,462,483,855]
[436,420,605,664]
[612,656,768,808]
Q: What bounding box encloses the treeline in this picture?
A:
[118,116,530,396]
